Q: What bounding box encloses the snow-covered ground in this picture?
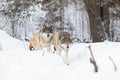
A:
[0,30,120,80]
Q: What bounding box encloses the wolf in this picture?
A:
[29,25,53,51]
[53,31,72,65]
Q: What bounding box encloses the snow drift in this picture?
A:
[0,30,120,80]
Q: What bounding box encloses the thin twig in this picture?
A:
[88,45,98,72]
[108,56,117,71]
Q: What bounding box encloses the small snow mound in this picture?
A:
[0,40,2,51]
[0,30,28,50]
[0,30,12,39]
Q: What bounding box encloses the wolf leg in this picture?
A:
[54,47,60,55]
[59,48,62,56]
[47,46,51,52]
[36,35,42,50]
[66,49,69,65]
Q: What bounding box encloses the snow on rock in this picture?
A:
[0,30,120,80]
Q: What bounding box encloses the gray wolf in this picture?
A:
[53,31,72,65]
[29,25,53,51]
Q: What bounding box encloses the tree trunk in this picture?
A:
[11,16,16,37]
[83,0,105,42]
[59,0,64,31]
[100,0,110,40]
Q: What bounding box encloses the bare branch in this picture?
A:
[88,45,98,72]
[108,56,117,71]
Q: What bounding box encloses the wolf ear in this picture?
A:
[61,39,65,44]
[70,38,72,43]
[43,25,46,29]
[60,36,64,41]
[50,25,53,29]
[60,37,65,44]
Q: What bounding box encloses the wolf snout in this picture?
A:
[67,46,69,48]
[47,34,49,37]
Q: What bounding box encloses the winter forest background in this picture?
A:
[0,0,120,42]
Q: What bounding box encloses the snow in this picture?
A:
[0,30,120,80]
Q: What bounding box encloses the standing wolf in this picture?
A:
[29,25,53,51]
[54,31,72,65]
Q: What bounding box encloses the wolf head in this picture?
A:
[60,33,72,49]
[42,25,53,38]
